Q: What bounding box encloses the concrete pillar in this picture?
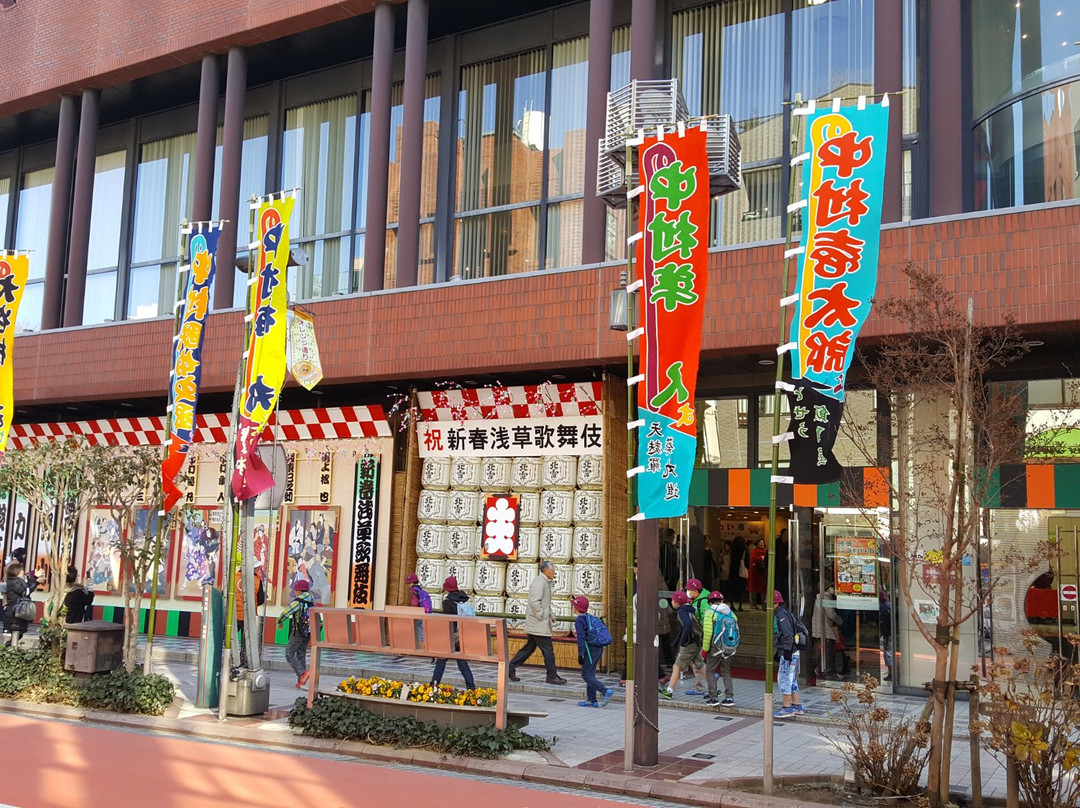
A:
[363,1,395,292]
[193,53,221,223]
[396,0,428,288]
[630,0,656,81]
[875,0,904,224]
[582,0,613,265]
[42,93,78,330]
[63,88,101,328]
[928,0,964,216]
[215,46,247,309]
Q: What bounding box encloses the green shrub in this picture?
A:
[77,669,176,715]
[0,647,174,715]
[289,696,551,759]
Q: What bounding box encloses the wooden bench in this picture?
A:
[308,607,547,730]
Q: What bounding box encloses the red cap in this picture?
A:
[572,595,590,612]
[443,576,459,592]
[405,573,420,584]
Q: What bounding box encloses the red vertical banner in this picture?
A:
[635,126,710,519]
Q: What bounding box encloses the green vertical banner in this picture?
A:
[348,455,380,608]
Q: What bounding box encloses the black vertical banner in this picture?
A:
[786,381,844,484]
[349,455,379,608]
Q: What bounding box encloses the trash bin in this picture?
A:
[64,621,124,674]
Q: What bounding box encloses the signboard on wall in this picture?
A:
[481,495,519,561]
[833,535,878,610]
[348,455,379,609]
[417,416,602,458]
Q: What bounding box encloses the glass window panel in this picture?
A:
[0,177,9,248]
[211,116,270,247]
[544,199,582,269]
[606,26,632,263]
[715,165,783,246]
[83,271,117,326]
[16,281,43,333]
[835,390,878,467]
[454,206,541,278]
[127,262,176,320]
[902,0,917,136]
[131,133,196,266]
[418,222,436,286]
[902,148,912,221]
[87,151,126,272]
[791,0,874,102]
[283,96,357,299]
[757,393,790,467]
[356,92,371,232]
[456,50,547,216]
[387,75,442,226]
[548,37,589,200]
[16,166,54,280]
[697,397,749,467]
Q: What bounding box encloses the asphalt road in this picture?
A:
[0,713,666,808]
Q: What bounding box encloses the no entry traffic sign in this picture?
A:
[1062,583,1078,603]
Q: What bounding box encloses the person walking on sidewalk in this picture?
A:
[659,590,706,700]
[701,590,739,707]
[277,579,315,689]
[773,590,805,718]
[431,576,477,690]
[572,596,612,708]
[509,560,567,684]
[406,572,433,613]
[812,585,843,679]
[684,578,711,695]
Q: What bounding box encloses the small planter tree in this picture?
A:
[0,438,106,633]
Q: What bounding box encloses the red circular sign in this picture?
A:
[1061,584,1078,603]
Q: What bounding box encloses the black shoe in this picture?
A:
[508,668,520,682]
[546,675,568,685]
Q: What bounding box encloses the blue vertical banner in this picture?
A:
[787,101,889,483]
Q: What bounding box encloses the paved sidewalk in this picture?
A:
[134,635,1005,803]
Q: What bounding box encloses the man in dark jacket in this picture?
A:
[430,576,476,690]
[773,590,804,718]
[727,535,747,611]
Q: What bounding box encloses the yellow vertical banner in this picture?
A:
[0,254,29,457]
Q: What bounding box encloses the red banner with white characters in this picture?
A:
[635,126,710,519]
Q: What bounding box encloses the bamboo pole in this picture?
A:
[623,136,638,774]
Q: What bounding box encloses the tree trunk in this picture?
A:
[123,586,143,673]
[926,643,949,808]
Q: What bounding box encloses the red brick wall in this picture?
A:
[0,0,396,117]
[13,203,1080,405]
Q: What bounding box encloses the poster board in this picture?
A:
[833,535,878,610]
[281,505,338,606]
[177,506,224,600]
[82,506,122,595]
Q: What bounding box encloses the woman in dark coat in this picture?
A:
[3,562,30,643]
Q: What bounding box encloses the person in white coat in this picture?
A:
[812,586,843,678]
[508,560,567,684]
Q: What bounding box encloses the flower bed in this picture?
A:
[338,676,498,708]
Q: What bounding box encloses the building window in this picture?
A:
[697,397,749,467]
[0,177,9,249]
[454,49,547,278]
[83,151,126,325]
[214,116,268,309]
[282,95,357,300]
[384,75,441,287]
[605,25,632,263]
[15,166,54,332]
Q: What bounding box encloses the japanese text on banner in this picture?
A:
[233,196,295,500]
[163,228,220,512]
[635,127,710,519]
[0,255,28,458]
[787,103,888,484]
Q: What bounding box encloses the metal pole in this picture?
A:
[764,101,806,795]
[623,138,637,774]
[1057,526,1063,653]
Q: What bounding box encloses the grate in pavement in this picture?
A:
[547,698,566,702]
[691,753,716,760]
[713,715,734,721]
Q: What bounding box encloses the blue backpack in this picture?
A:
[584,613,613,646]
[457,601,476,617]
[712,611,740,654]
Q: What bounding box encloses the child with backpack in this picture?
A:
[773,589,807,718]
[406,572,433,612]
[700,590,739,707]
[431,576,477,690]
[572,595,613,708]
[659,590,707,700]
[277,579,315,688]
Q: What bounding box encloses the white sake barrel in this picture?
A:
[586,599,605,618]
[505,562,538,595]
[539,490,573,525]
[472,595,505,615]
[415,558,444,592]
[516,527,540,561]
[430,593,443,611]
[473,559,507,595]
[576,455,603,489]
[417,489,449,523]
[515,491,540,525]
[421,457,451,490]
[572,490,603,525]
[505,596,528,630]
[445,524,479,559]
[480,457,512,489]
[511,457,542,490]
[443,559,475,592]
[572,563,604,597]
[446,490,481,524]
[572,526,604,562]
[551,597,572,636]
[540,526,573,562]
[541,456,578,489]
[416,523,447,558]
[449,457,482,489]
[551,563,574,596]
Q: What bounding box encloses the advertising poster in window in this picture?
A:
[177,506,223,600]
[133,506,171,597]
[83,506,122,596]
[252,508,279,604]
[283,506,338,606]
[787,101,889,484]
[833,535,878,610]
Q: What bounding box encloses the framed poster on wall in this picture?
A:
[133,507,172,598]
[252,508,280,605]
[82,506,122,595]
[281,506,338,606]
[176,506,224,600]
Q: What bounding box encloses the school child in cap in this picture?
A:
[572,596,613,708]
[430,576,477,690]
[277,579,315,688]
[659,590,707,700]
[701,590,739,707]
[406,572,433,613]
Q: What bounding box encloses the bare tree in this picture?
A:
[845,262,1042,808]
[0,438,105,632]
